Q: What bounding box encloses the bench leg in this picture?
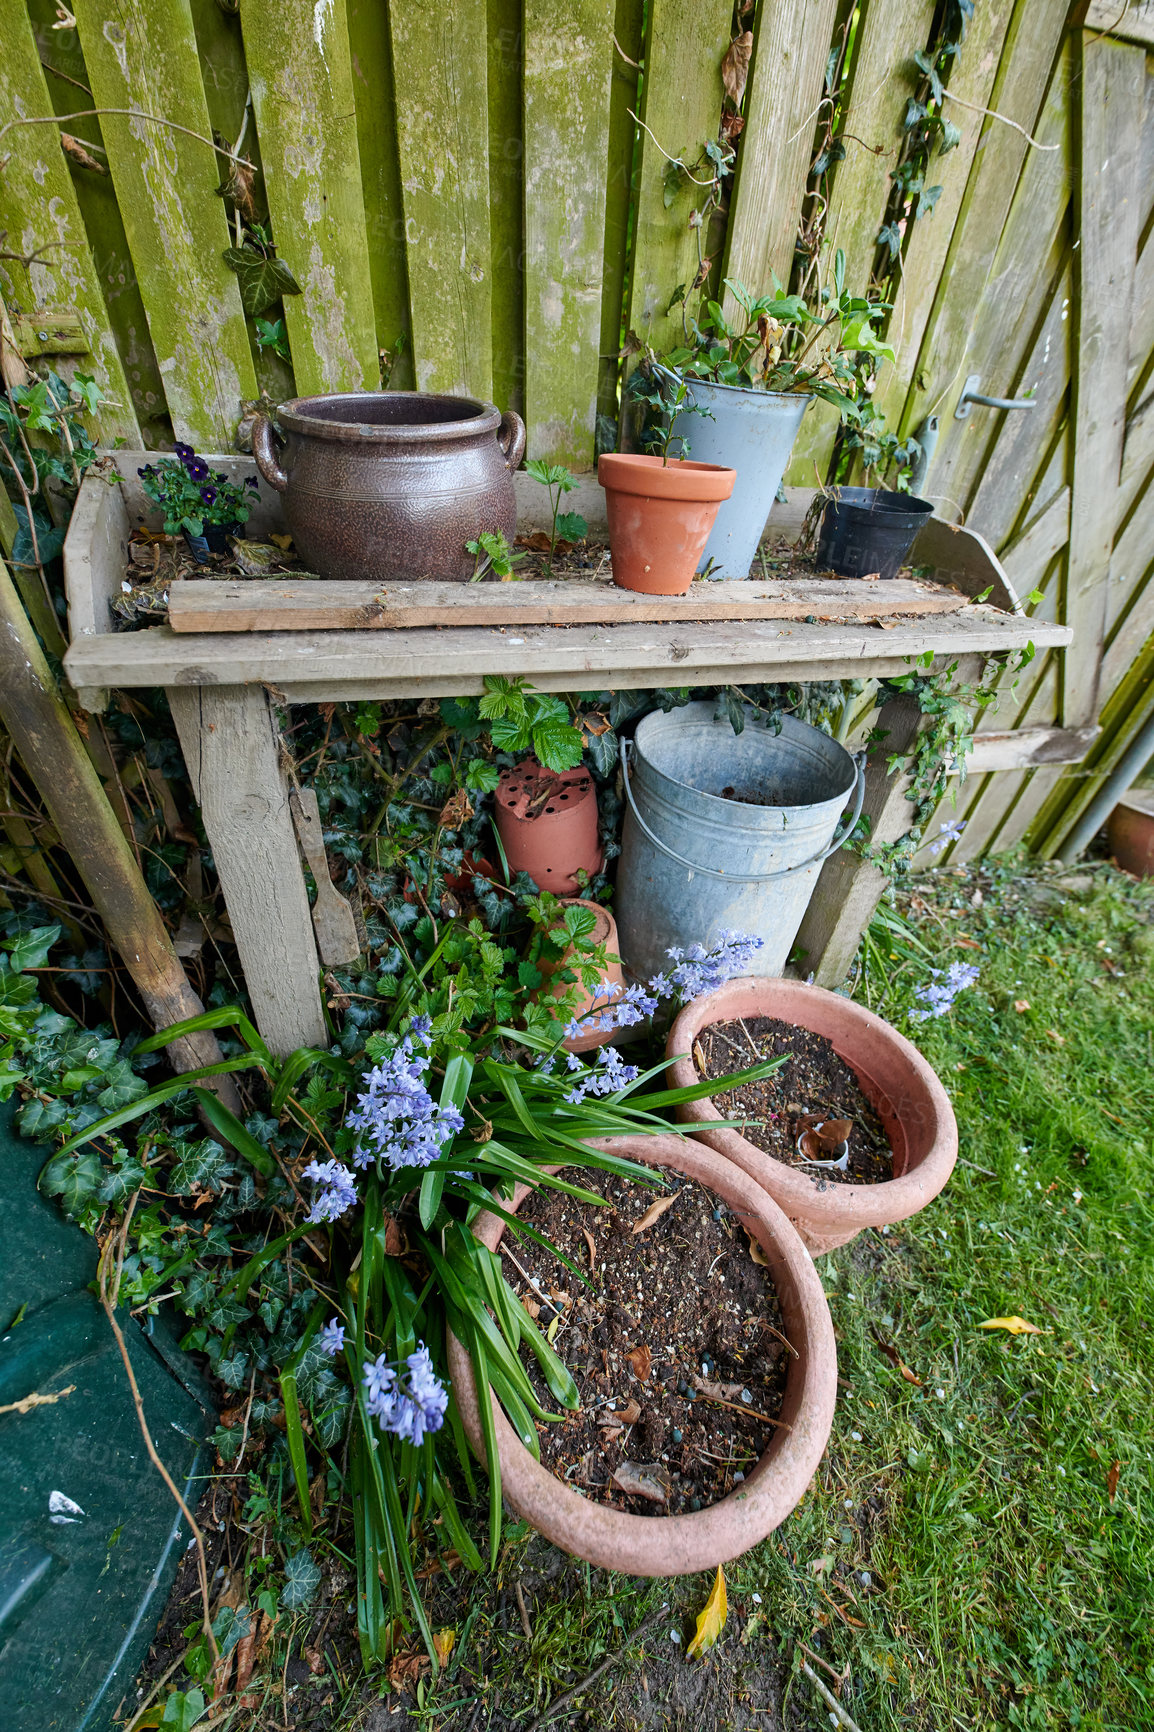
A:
[169,685,327,1057]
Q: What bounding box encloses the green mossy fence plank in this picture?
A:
[896,0,1070,446]
[522,0,616,468]
[389,0,493,399]
[722,0,841,313]
[240,0,378,396]
[486,0,525,419]
[71,0,258,447]
[188,0,295,404]
[870,0,1008,439]
[596,0,643,434]
[624,0,732,358]
[1062,31,1145,728]
[347,0,415,391]
[0,0,140,444]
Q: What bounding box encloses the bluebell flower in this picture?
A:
[347,1034,464,1171]
[563,930,764,1042]
[910,960,979,1022]
[302,1157,357,1223]
[928,818,967,857]
[362,1342,448,1446]
[318,1317,346,1356]
[566,1045,641,1104]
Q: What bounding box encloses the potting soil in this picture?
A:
[509,1168,790,1515]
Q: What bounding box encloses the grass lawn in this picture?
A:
[143,857,1154,1731]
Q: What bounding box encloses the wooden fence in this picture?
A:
[1,0,1152,858]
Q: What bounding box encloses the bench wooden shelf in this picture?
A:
[62,453,1071,1059]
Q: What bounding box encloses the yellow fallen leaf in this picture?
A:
[744,1228,769,1268]
[686,1565,727,1660]
[432,1628,455,1666]
[978,1316,1042,1335]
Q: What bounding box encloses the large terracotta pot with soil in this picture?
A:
[1107,789,1154,877]
[445,1132,836,1576]
[251,392,526,581]
[598,453,736,595]
[667,978,957,1255]
[494,760,602,894]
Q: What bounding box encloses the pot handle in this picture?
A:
[252,413,288,492]
[619,740,867,883]
[496,408,527,471]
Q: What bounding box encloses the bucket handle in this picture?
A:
[620,739,866,883]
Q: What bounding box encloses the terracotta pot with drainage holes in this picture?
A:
[667,978,957,1254]
[445,1132,836,1575]
[494,759,602,894]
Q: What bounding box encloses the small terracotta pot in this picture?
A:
[667,978,957,1255]
[598,453,736,595]
[1107,790,1154,877]
[494,760,602,894]
[536,898,625,1054]
[446,1132,836,1575]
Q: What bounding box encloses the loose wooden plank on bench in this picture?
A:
[166,575,970,633]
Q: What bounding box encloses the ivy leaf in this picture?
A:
[97,1160,147,1204]
[40,1147,105,1216]
[18,1095,68,1139]
[938,118,962,155]
[11,503,66,569]
[530,718,585,773]
[686,1565,727,1659]
[96,1060,150,1111]
[222,246,302,317]
[281,1547,322,1609]
[170,1138,235,1194]
[584,727,618,778]
[7,925,61,973]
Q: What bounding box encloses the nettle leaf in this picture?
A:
[281,1548,322,1609]
[7,925,61,972]
[40,1147,105,1216]
[554,511,588,542]
[530,718,585,773]
[222,246,302,317]
[465,759,500,793]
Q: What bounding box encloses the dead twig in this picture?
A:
[514,1580,533,1641]
[526,1601,670,1732]
[97,1205,219,1667]
[800,1660,865,1732]
[0,1383,75,1416]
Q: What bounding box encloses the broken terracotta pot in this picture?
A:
[666,977,957,1254]
[494,759,602,894]
[445,1131,836,1575]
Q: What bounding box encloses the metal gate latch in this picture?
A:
[954,374,1038,420]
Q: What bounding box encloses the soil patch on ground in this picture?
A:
[697,1016,893,1185]
[507,1166,790,1514]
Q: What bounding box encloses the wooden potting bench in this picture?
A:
[63,454,1072,1057]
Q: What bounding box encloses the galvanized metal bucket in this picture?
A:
[678,380,812,579]
[615,703,865,983]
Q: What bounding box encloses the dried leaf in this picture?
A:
[383,1216,408,1258]
[522,1294,542,1320]
[686,1565,728,1660]
[632,1194,678,1234]
[721,31,753,107]
[613,1398,642,1425]
[744,1228,770,1268]
[1046,1029,1066,1046]
[439,788,474,829]
[693,1038,707,1071]
[581,1226,597,1270]
[870,1327,922,1385]
[818,1118,852,1147]
[270,532,294,550]
[626,1343,652,1382]
[61,132,106,174]
[1107,1460,1120,1502]
[799,1129,821,1158]
[388,1649,431,1689]
[1013,999,1031,1013]
[693,1375,744,1403]
[432,1628,456,1667]
[978,1316,1042,1336]
[808,1553,835,1578]
[303,1645,325,1675]
[871,618,896,629]
[610,1460,670,1504]
[953,937,982,951]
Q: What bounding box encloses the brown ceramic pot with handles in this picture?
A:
[251,392,526,582]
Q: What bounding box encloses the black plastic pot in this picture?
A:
[182,519,244,564]
[816,487,934,581]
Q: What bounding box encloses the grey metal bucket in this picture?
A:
[678,380,812,579]
[615,703,865,983]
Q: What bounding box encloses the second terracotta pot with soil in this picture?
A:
[667,978,957,1255]
[445,1132,836,1577]
[598,453,736,595]
[494,760,602,894]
